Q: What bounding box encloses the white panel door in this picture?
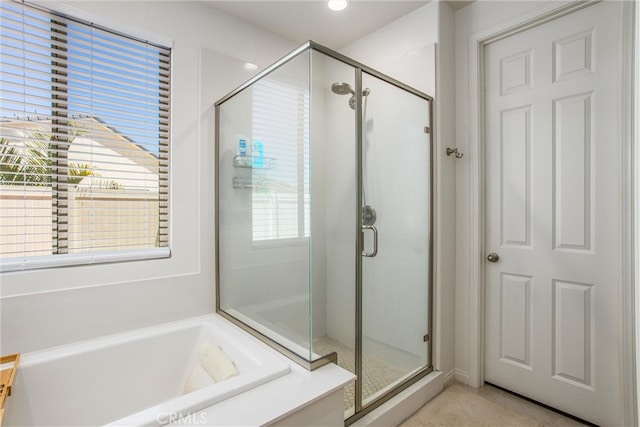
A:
[484,2,623,425]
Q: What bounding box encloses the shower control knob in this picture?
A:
[487,252,500,263]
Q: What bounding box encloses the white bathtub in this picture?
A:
[4,314,291,426]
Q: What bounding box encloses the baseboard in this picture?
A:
[454,369,470,385]
[352,371,444,427]
[442,369,456,386]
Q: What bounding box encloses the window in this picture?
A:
[0,2,170,271]
[251,79,309,242]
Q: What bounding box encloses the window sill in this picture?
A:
[0,247,171,273]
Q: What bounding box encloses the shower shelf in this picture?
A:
[233,155,275,170]
[232,176,252,188]
[232,176,271,189]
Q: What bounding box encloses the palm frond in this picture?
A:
[0,122,97,186]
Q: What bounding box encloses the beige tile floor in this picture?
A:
[401,381,592,427]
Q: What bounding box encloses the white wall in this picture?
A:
[340,0,457,379]
[0,1,296,354]
[340,3,437,96]
[435,0,456,382]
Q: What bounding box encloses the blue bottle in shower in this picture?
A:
[238,138,247,156]
[252,141,264,168]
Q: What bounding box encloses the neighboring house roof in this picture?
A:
[0,115,160,191]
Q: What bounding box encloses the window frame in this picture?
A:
[0,1,171,272]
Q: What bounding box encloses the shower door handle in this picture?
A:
[362,225,378,257]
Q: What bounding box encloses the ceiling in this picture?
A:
[202,1,473,50]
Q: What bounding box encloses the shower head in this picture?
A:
[331,82,354,95]
[348,88,371,110]
[332,81,371,110]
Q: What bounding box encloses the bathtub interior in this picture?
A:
[4,316,290,426]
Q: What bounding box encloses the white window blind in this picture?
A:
[251,79,309,242]
[0,1,170,271]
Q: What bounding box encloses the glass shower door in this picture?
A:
[359,71,432,408]
[215,41,433,420]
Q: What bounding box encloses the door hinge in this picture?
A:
[423,334,429,342]
[424,126,431,134]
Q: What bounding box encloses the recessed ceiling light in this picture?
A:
[244,63,259,71]
[328,0,348,11]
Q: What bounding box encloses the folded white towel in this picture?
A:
[198,342,238,382]
[183,364,215,394]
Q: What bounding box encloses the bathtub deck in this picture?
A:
[173,358,354,426]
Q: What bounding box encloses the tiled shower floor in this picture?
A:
[312,336,407,411]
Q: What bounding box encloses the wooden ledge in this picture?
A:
[0,353,20,426]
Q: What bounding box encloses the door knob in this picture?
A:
[487,252,500,263]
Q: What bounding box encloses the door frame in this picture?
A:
[465,1,637,425]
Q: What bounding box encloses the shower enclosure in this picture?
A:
[215,41,433,422]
